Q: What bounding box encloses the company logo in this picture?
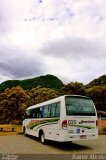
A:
[79,120,95,124]
[68,120,77,125]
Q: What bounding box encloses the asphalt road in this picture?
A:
[0,134,106,155]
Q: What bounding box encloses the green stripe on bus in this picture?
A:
[36,122,58,130]
[27,118,59,130]
[69,124,95,129]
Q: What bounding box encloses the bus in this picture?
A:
[22,95,98,144]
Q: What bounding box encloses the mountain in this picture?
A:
[0,73,106,93]
[0,74,64,93]
[86,74,106,88]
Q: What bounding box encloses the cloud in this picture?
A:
[0,0,33,36]
[0,5,11,34]
[0,46,46,81]
[42,54,106,84]
[39,37,106,84]
[0,0,106,84]
[41,37,106,60]
[0,56,43,78]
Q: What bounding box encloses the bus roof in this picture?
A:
[26,95,91,110]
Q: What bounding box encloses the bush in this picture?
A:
[11,120,22,125]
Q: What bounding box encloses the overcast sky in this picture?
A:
[0,0,106,84]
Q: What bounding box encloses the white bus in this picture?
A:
[22,95,98,144]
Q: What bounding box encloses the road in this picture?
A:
[0,134,106,154]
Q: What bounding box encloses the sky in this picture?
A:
[0,0,106,84]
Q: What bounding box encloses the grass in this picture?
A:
[0,124,22,136]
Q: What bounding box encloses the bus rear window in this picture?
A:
[65,96,96,116]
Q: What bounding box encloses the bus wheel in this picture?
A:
[40,132,45,144]
[23,127,27,136]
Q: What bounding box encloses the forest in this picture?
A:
[0,74,106,124]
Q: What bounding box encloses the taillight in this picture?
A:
[62,120,67,129]
[96,120,98,127]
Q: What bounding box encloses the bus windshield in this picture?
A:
[65,96,96,116]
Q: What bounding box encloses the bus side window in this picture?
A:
[50,102,60,117]
[41,107,44,117]
[43,105,50,118]
[37,109,43,118]
[25,110,31,119]
[51,103,56,117]
[56,102,60,117]
[31,109,37,118]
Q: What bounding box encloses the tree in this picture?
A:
[29,86,59,105]
[86,74,106,88]
[0,86,29,124]
[86,85,106,111]
[61,82,86,96]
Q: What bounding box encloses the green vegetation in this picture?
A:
[85,75,106,112]
[28,86,59,105]
[0,74,106,124]
[86,75,106,88]
[0,74,64,93]
[60,82,86,95]
[86,85,106,111]
[0,86,29,124]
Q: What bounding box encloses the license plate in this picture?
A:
[80,135,86,139]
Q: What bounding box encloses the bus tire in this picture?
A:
[23,127,27,136]
[39,131,45,144]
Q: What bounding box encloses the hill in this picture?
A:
[0,74,64,93]
[86,74,106,88]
